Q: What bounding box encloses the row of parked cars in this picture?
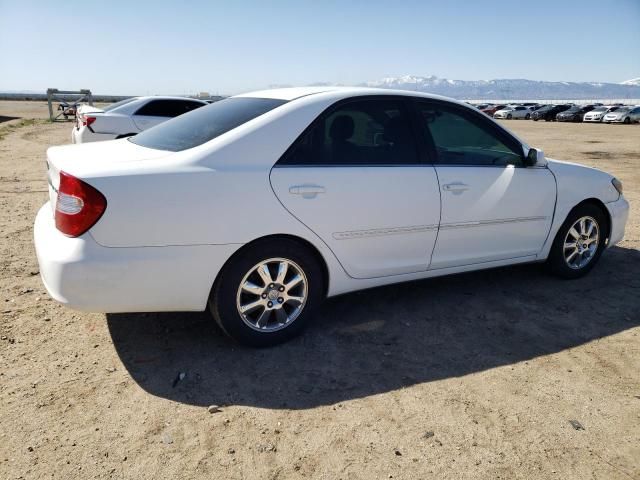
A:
[474,102,640,124]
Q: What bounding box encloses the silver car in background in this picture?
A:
[603,106,640,124]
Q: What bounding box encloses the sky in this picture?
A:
[1,0,638,96]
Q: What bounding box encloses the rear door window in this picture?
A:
[134,99,205,118]
[278,98,419,166]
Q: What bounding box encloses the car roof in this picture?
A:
[233,86,462,104]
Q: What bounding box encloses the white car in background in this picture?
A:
[72,96,208,143]
[493,105,531,120]
[583,106,622,122]
[35,87,629,347]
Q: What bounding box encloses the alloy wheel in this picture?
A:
[563,216,600,269]
[236,257,308,332]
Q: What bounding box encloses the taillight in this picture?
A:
[82,116,96,127]
[55,171,107,237]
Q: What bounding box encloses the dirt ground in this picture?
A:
[0,100,638,480]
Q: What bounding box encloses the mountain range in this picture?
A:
[362,75,640,100]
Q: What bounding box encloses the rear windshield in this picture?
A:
[103,97,138,112]
[129,97,287,152]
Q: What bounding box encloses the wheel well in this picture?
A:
[213,234,330,298]
[571,198,611,241]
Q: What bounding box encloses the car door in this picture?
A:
[270,97,441,279]
[132,99,203,131]
[412,100,556,269]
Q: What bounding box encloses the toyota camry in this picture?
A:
[34,87,629,346]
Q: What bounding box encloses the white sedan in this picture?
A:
[71,96,208,143]
[35,87,629,346]
[493,105,532,119]
[583,105,622,122]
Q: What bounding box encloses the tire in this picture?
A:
[624,117,630,124]
[208,238,324,347]
[546,204,607,279]
[507,114,512,119]
[525,113,531,120]
[533,118,539,122]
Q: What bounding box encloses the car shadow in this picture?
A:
[107,245,640,409]
[0,115,20,124]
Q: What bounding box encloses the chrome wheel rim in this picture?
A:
[236,257,308,332]
[563,216,600,270]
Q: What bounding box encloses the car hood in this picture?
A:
[546,158,611,178]
[605,111,626,117]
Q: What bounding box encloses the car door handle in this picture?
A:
[289,185,326,198]
[442,182,470,193]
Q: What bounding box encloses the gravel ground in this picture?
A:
[0,101,639,480]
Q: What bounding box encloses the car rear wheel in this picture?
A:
[507,114,512,119]
[624,117,630,124]
[546,204,607,279]
[525,113,531,120]
[208,238,324,347]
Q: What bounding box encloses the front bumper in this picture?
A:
[34,204,241,312]
[583,116,602,122]
[605,196,630,248]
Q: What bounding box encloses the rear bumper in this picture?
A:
[605,196,629,248]
[34,204,241,312]
[71,127,117,144]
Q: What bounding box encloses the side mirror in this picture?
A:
[525,147,546,167]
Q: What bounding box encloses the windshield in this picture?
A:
[102,97,138,112]
[129,97,288,152]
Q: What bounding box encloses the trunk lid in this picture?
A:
[46,139,173,213]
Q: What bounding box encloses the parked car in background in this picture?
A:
[603,106,640,124]
[556,105,596,122]
[493,105,531,119]
[475,103,492,110]
[34,87,628,346]
[481,104,508,116]
[531,104,572,121]
[583,106,622,122]
[72,96,208,143]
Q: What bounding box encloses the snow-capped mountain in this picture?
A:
[621,77,640,86]
[361,75,640,100]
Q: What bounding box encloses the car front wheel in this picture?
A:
[208,238,324,347]
[546,204,607,279]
